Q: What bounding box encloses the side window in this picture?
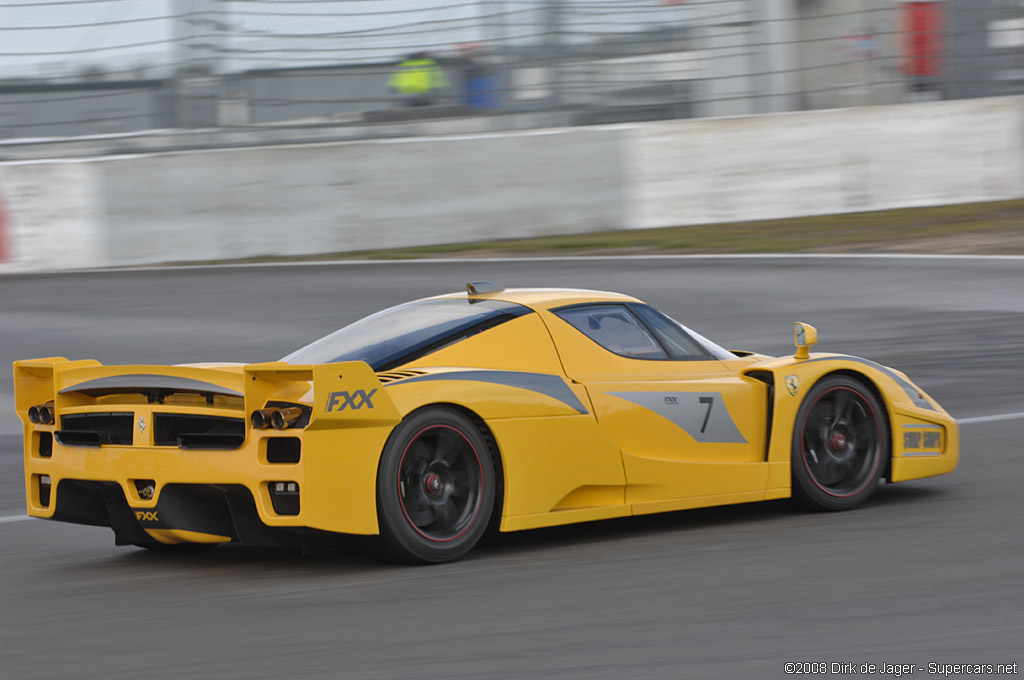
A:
[632,304,710,359]
[556,304,668,359]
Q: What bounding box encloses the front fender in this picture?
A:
[741,353,958,489]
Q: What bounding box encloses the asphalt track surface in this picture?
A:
[1,256,1022,680]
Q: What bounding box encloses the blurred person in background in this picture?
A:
[456,43,500,110]
[388,51,448,106]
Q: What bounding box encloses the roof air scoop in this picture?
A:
[467,281,504,296]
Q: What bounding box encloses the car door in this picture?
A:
[540,302,771,513]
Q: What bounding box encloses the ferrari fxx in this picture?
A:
[14,283,958,562]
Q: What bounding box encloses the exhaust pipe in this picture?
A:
[30,403,54,425]
[270,407,303,430]
[250,409,275,430]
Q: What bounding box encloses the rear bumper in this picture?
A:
[25,428,324,545]
[24,418,392,539]
[43,479,344,550]
[26,429,305,519]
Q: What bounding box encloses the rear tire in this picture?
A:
[376,407,496,563]
[791,375,887,511]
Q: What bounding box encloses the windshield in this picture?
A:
[282,298,532,371]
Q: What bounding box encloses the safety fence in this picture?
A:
[1,0,1023,142]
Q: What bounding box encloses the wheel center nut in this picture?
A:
[424,473,442,494]
[830,433,848,449]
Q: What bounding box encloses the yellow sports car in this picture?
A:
[14,283,958,563]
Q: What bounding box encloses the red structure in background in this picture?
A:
[902,1,946,78]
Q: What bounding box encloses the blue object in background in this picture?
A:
[464,76,500,109]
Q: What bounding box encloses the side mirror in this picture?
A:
[794,322,818,360]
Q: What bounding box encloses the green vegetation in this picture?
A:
[350,198,1024,259]
[176,198,1024,266]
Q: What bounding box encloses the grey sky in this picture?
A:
[1,0,704,79]
[3,0,173,77]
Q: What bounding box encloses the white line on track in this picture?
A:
[3,252,1022,277]
[0,514,30,524]
[959,411,1024,425]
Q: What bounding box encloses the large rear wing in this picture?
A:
[14,358,400,431]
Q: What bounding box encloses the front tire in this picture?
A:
[376,407,496,563]
[791,375,888,510]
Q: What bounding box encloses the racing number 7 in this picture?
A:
[698,396,714,434]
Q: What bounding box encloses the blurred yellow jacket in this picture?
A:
[388,58,448,94]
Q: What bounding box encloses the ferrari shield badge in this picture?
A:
[138,416,147,433]
[785,375,800,397]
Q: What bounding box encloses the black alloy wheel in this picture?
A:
[377,407,496,563]
[791,375,888,510]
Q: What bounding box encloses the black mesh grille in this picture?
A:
[270,491,300,516]
[267,438,301,464]
[154,414,244,447]
[61,413,134,445]
[38,432,53,458]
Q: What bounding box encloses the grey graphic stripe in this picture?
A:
[607,391,747,444]
[396,370,588,414]
[802,356,935,411]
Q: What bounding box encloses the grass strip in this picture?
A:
[164,198,1024,266]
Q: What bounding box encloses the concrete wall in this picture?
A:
[1,96,1023,272]
[623,96,1024,229]
[98,127,629,265]
[0,161,103,271]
